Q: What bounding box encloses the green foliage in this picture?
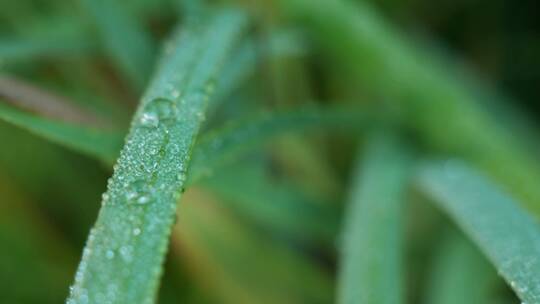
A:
[425,230,498,304]
[0,102,122,163]
[418,161,540,303]
[337,133,411,304]
[1,0,540,304]
[66,10,248,303]
[277,0,540,214]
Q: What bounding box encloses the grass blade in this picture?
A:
[417,160,540,303]
[66,9,248,304]
[425,230,498,304]
[0,16,92,64]
[189,105,371,183]
[80,0,156,90]
[337,132,412,304]
[0,102,122,163]
[201,165,339,246]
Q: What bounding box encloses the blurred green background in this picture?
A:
[0,0,538,303]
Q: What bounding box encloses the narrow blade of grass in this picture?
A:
[80,0,156,90]
[189,105,372,183]
[66,9,248,304]
[0,16,92,64]
[417,160,540,303]
[0,102,122,164]
[337,132,412,304]
[425,230,498,304]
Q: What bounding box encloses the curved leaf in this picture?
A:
[0,102,122,164]
[66,10,248,304]
[337,133,412,304]
[417,160,540,303]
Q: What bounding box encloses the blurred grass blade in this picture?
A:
[278,0,540,214]
[174,188,334,304]
[417,160,540,303]
[80,0,156,90]
[337,132,411,304]
[0,102,122,163]
[201,165,339,246]
[0,17,92,64]
[272,136,342,202]
[212,29,307,108]
[67,9,248,304]
[189,105,370,183]
[0,75,102,125]
[425,230,498,304]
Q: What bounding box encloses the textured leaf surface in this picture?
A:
[67,10,248,304]
[418,161,540,304]
[337,133,411,304]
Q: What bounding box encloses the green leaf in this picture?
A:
[337,132,412,304]
[278,0,540,215]
[66,9,248,304]
[0,102,122,164]
[201,165,339,246]
[189,105,371,183]
[80,0,156,90]
[425,230,498,304]
[0,16,92,64]
[417,160,540,304]
[211,29,307,109]
[174,188,334,304]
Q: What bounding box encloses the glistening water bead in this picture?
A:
[139,98,178,129]
[125,180,152,205]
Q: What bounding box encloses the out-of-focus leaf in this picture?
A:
[201,165,339,246]
[337,132,411,304]
[0,17,92,64]
[417,160,540,304]
[173,188,334,304]
[189,105,371,183]
[80,0,156,90]
[425,230,498,304]
[0,102,122,164]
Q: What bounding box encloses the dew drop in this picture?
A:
[133,228,141,236]
[137,195,151,205]
[105,250,115,259]
[125,180,153,205]
[140,112,159,128]
[140,98,177,129]
[120,245,134,262]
